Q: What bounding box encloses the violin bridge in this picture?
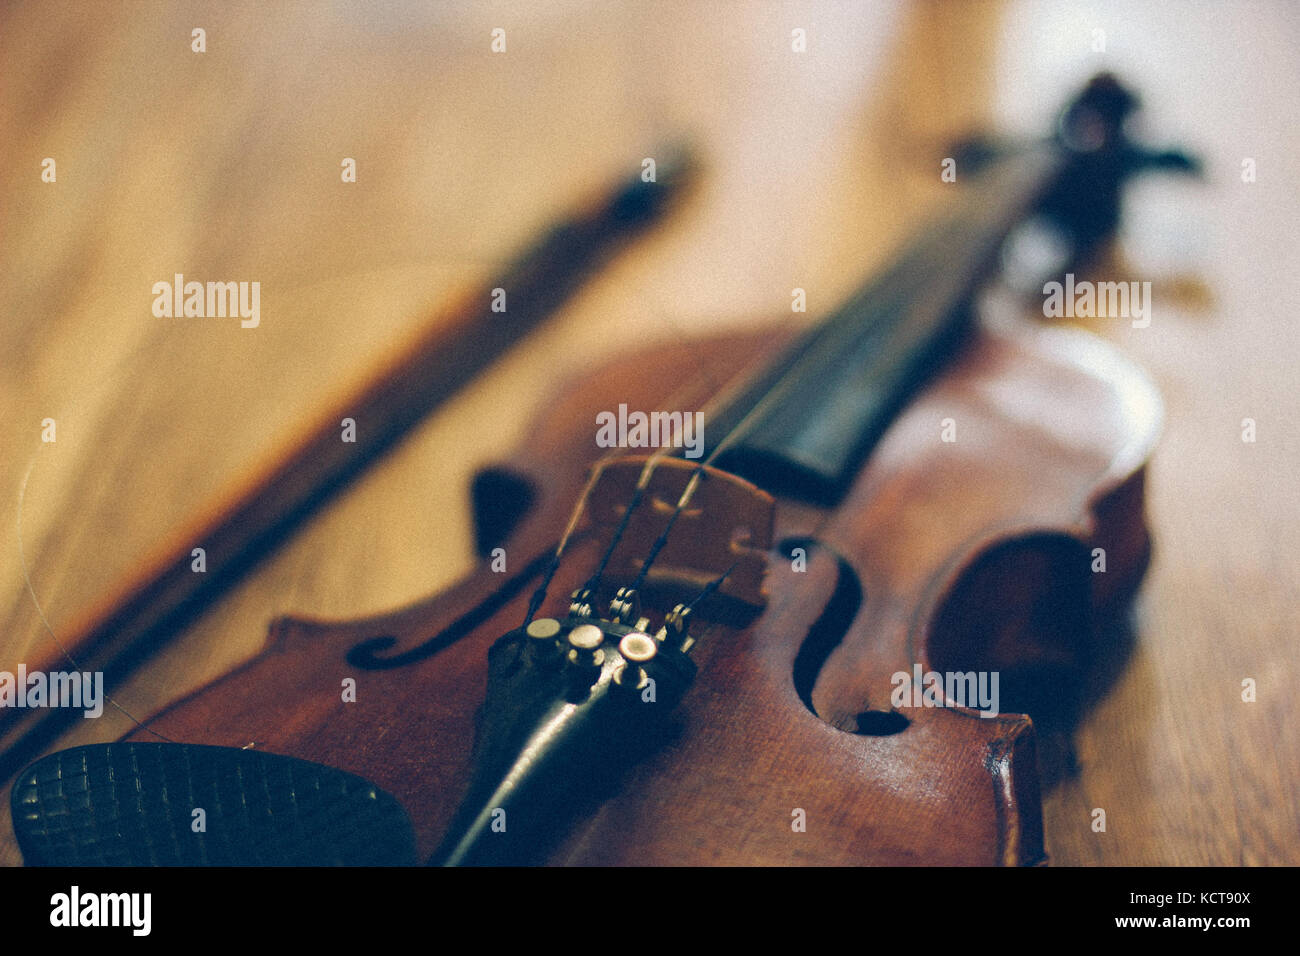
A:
[586,456,774,609]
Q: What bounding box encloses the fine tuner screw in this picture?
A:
[656,604,694,654]
[568,588,597,619]
[566,623,605,670]
[526,617,561,640]
[525,617,563,662]
[608,587,640,625]
[615,631,657,689]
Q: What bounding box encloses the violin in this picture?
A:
[10,74,1196,867]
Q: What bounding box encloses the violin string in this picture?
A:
[16,458,175,742]
[577,341,782,608]
[579,345,763,606]
[628,463,706,592]
[620,356,783,595]
[523,445,626,626]
[576,311,731,603]
[526,305,788,625]
[622,312,901,603]
[684,560,738,613]
[578,451,666,597]
[523,365,723,626]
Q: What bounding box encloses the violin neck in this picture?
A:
[703,144,1064,504]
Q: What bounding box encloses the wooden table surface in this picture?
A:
[1,0,1296,866]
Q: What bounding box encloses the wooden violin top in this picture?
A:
[122,313,1159,865]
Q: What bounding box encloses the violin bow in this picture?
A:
[0,149,698,783]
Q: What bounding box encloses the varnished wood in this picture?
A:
[586,455,775,608]
[0,156,693,781]
[2,0,1296,867]
[122,316,1155,865]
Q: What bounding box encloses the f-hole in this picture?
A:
[784,538,907,735]
[784,538,909,736]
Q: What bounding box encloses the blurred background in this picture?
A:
[1,0,1296,865]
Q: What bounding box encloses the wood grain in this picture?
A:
[123,321,1117,867]
[1,0,1297,866]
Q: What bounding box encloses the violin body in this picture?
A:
[123,312,1159,866]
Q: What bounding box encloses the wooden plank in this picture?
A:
[1,0,1296,867]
